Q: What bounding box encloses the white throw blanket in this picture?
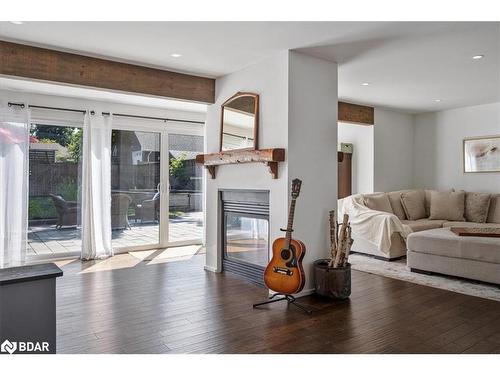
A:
[338,194,412,256]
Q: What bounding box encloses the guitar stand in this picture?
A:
[253,292,313,314]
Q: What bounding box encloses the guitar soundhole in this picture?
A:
[280,249,291,260]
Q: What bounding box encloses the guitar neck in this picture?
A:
[285,198,297,248]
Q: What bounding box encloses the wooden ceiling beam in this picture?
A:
[338,101,374,125]
[0,40,215,104]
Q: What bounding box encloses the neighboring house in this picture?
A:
[168,134,203,191]
[29,142,69,164]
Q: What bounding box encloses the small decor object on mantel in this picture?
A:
[313,210,354,300]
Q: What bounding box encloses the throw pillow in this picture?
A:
[425,189,453,217]
[429,191,465,221]
[364,194,394,214]
[401,190,426,220]
[465,192,491,223]
[487,194,500,224]
[387,190,409,220]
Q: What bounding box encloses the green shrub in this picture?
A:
[29,197,57,220]
[56,178,80,201]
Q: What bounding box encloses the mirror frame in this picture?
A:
[220,92,259,152]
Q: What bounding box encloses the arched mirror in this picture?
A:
[220,92,259,151]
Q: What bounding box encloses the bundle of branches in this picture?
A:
[328,210,354,268]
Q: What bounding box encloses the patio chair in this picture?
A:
[49,194,80,229]
[111,193,132,230]
[135,192,160,223]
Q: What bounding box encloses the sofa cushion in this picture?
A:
[401,190,426,220]
[407,228,500,264]
[442,221,500,229]
[429,191,465,221]
[424,189,454,217]
[487,194,500,224]
[364,193,393,214]
[465,192,491,223]
[387,190,411,220]
[401,219,446,232]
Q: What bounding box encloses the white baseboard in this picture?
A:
[204,265,220,273]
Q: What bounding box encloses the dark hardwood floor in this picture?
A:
[55,252,500,354]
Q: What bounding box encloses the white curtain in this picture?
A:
[81,113,113,260]
[0,107,30,268]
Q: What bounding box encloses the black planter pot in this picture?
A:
[313,259,351,300]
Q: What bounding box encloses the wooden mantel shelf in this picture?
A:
[195,148,285,179]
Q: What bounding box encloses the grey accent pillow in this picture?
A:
[465,192,491,223]
[429,191,465,221]
[387,190,409,220]
[487,194,500,224]
[401,190,426,220]
[425,189,453,217]
[364,194,394,214]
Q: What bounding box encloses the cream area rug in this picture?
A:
[349,253,500,302]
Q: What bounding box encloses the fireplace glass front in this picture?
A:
[225,213,269,267]
[220,190,269,285]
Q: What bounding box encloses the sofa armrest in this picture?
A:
[340,194,412,256]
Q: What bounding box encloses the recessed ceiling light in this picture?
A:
[434,99,442,102]
[361,82,370,86]
[472,54,484,60]
[171,53,182,58]
[9,21,24,25]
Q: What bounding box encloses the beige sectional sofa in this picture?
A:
[343,189,500,260]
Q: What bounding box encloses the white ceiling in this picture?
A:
[0,21,498,113]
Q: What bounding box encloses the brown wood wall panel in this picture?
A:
[338,101,374,125]
[0,40,215,103]
[338,151,352,199]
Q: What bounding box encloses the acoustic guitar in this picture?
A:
[263,178,306,295]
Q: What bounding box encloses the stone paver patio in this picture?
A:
[27,212,203,256]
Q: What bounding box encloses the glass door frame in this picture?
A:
[111,117,204,254]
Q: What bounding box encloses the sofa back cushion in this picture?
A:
[387,190,411,220]
[364,194,394,214]
[487,194,500,224]
[429,190,465,221]
[425,189,453,217]
[465,192,491,223]
[401,190,427,220]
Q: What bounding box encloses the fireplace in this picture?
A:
[220,189,269,285]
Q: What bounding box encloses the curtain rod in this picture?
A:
[8,102,93,115]
[101,112,204,125]
[7,102,204,125]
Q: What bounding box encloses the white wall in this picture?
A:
[414,102,500,192]
[204,51,338,296]
[288,51,338,293]
[337,122,374,194]
[373,108,415,192]
[204,51,290,273]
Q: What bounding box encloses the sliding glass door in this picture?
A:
[110,120,204,253]
[27,123,83,259]
[21,113,204,261]
[168,133,204,244]
[110,129,162,250]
